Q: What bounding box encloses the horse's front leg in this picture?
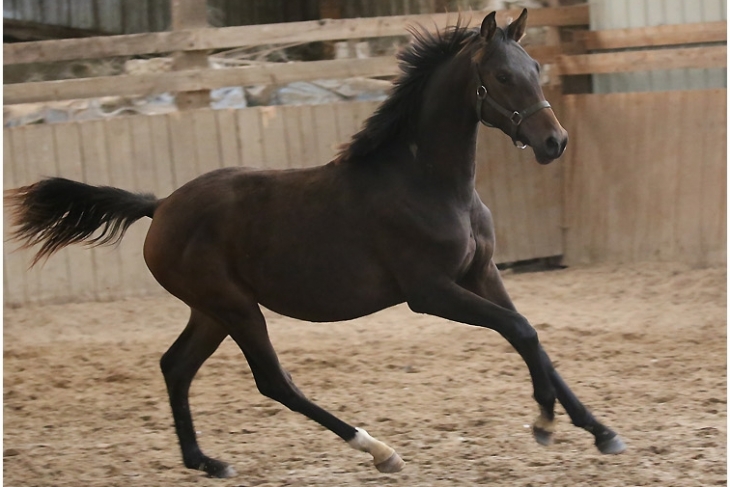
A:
[459,260,626,454]
[404,274,558,438]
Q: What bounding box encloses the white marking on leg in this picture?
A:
[348,427,404,472]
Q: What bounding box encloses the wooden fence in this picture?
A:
[3,5,586,104]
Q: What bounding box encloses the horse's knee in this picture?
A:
[507,315,539,351]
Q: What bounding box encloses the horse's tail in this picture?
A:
[5,177,160,266]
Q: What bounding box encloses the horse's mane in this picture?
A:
[334,18,485,164]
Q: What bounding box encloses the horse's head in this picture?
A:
[473,10,568,165]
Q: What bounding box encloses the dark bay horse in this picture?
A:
[6,10,625,478]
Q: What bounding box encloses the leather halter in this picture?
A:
[475,70,552,148]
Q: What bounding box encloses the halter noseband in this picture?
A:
[475,70,552,148]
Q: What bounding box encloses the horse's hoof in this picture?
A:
[217,465,238,478]
[596,435,626,455]
[532,426,554,446]
[197,458,236,478]
[375,452,405,473]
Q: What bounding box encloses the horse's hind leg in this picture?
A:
[203,289,404,473]
[461,260,625,454]
[160,309,234,478]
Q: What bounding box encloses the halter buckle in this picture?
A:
[510,111,523,126]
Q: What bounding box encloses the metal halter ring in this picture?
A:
[476,85,487,99]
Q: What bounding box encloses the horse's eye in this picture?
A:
[496,73,509,84]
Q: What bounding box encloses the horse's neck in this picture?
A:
[413,55,479,201]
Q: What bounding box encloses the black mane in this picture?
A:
[335,20,484,164]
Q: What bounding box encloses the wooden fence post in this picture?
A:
[171,0,210,109]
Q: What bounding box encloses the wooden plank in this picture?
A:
[22,124,72,303]
[259,106,290,169]
[556,45,727,75]
[309,103,341,164]
[6,128,42,302]
[334,102,361,149]
[627,93,656,261]
[147,114,178,195]
[104,117,154,298]
[699,89,727,265]
[4,57,400,105]
[236,108,265,167]
[643,92,682,261]
[171,0,210,109]
[78,119,123,300]
[574,20,727,50]
[561,94,601,265]
[281,105,306,169]
[52,123,97,301]
[4,5,589,64]
[293,104,321,167]
[3,128,28,306]
[215,109,242,167]
[191,109,224,173]
[167,111,201,186]
[673,91,705,263]
[127,114,163,295]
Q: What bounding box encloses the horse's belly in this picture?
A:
[249,257,404,323]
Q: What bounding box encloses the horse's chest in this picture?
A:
[455,230,479,278]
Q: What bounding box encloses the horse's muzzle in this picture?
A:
[534,130,568,165]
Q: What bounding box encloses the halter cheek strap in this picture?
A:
[475,72,552,148]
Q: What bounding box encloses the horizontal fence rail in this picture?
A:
[556,45,727,75]
[3,45,565,105]
[573,20,727,50]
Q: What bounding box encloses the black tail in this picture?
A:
[5,177,159,266]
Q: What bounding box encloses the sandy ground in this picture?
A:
[3,263,726,487]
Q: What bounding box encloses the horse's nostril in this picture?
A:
[544,135,566,158]
[545,136,560,156]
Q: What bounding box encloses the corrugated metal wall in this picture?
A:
[590,0,727,92]
[3,0,170,34]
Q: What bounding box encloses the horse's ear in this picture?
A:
[480,12,497,42]
[506,8,528,42]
